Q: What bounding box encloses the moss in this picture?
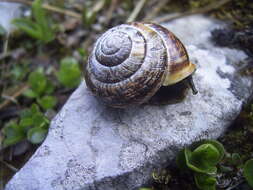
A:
[218,109,253,161]
[212,0,253,29]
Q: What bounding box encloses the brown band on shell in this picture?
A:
[145,23,196,86]
[144,23,190,74]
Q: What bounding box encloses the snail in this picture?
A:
[84,22,198,108]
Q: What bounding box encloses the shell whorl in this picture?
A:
[85,22,168,107]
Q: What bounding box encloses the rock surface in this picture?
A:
[0,2,21,32]
[6,15,253,190]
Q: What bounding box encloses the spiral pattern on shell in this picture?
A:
[85,22,170,107]
[84,22,194,107]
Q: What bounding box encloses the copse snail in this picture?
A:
[84,22,198,108]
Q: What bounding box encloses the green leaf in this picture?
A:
[32,0,47,30]
[185,146,218,174]
[23,88,38,98]
[3,135,25,148]
[32,112,49,127]
[28,70,47,96]
[20,108,33,119]
[139,188,153,190]
[32,0,54,42]
[19,117,33,128]
[179,140,224,175]
[19,105,37,130]
[231,153,242,166]
[27,127,48,144]
[243,159,253,188]
[77,48,87,58]
[194,173,216,190]
[56,57,81,88]
[37,95,57,110]
[200,140,225,163]
[11,66,23,80]
[192,144,220,166]
[3,122,22,137]
[82,7,97,27]
[2,121,26,147]
[11,65,28,81]
[12,0,54,43]
[12,18,42,39]
[19,104,49,129]
[2,104,50,147]
[30,103,40,113]
[44,80,55,95]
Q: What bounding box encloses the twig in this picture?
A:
[226,179,245,190]
[92,0,106,13]
[154,0,232,23]
[0,50,11,60]
[81,0,106,46]
[0,84,29,110]
[144,0,170,21]
[127,0,147,22]
[1,94,18,104]
[80,0,108,67]
[0,160,18,172]
[105,0,118,25]
[0,0,82,19]
[3,33,9,54]
[0,48,25,60]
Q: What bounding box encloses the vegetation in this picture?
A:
[0,0,252,188]
[12,0,55,43]
[176,140,253,190]
[139,139,253,190]
[0,0,84,185]
[177,140,225,190]
[3,104,49,147]
[243,159,253,188]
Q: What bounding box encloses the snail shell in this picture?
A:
[84,22,196,108]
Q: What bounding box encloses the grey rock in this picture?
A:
[0,2,22,32]
[5,15,253,190]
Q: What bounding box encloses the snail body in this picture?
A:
[84,22,197,108]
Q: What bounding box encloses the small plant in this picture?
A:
[152,169,171,184]
[23,68,57,110]
[194,173,216,190]
[2,104,49,147]
[82,6,97,28]
[56,57,82,88]
[12,0,55,43]
[2,56,81,148]
[224,152,244,169]
[177,140,225,190]
[10,61,30,81]
[37,95,57,110]
[247,104,253,133]
[243,159,253,188]
[2,121,26,148]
